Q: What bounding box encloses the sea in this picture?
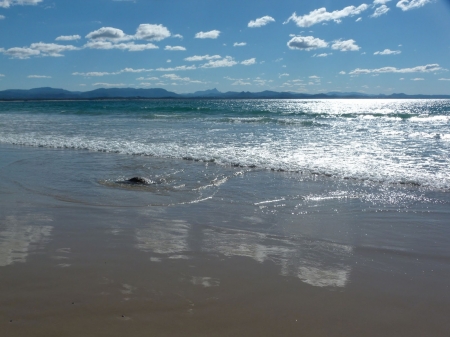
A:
[0,98,449,291]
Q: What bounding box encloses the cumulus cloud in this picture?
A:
[0,0,42,8]
[134,24,171,41]
[371,5,390,17]
[73,67,153,77]
[331,39,360,51]
[86,27,130,41]
[29,42,79,56]
[349,63,445,75]
[164,45,186,51]
[313,53,332,57]
[156,65,197,71]
[85,24,171,43]
[73,72,115,77]
[287,36,328,51]
[233,42,246,47]
[56,35,81,41]
[92,82,126,87]
[172,34,183,39]
[184,54,221,61]
[195,30,221,39]
[438,78,450,81]
[161,74,191,81]
[232,80,251,85]
[284,4,369,27]
[84,41,158,51]
[1,47,40,59]
[373,0,391,4]
[201,56,237,68]
[28,75,51,78]
[339,71,346,75]
[248,16,275,28]
[241,58,256,65]
[374,48,401,55]
[411,78,424,80]
[397,0,432,11]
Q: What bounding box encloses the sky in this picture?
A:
[1,0,450,94]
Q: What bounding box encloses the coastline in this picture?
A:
[1,143,450,336]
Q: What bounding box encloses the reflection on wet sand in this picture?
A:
[0,215,53,267]
[135,219,352,287]
[136,219,189,254]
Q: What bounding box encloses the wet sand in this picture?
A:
[1,144,450,336]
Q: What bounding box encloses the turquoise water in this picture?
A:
[1,99,449,189]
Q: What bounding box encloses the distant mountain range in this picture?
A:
[0,87,449,100]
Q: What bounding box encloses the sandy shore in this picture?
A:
[1,144,450,336]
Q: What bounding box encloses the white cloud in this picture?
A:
[279,73,289,78]
[29,42,79,57]
[309,75,320,79]
[164,45,186,51]
[248,15,275,28]
[92,82,126,87]
[374,48,401,55]
[120,67,153,73]
[0,0,42,8]
[172,34,183,39]
[339,71,346,75]
[287,36,328,51]
[156,65,197,71]
[85,27,130,41]
[85,24,171,43]
[2,47,40,59]
[373,0,391,4]
[439,78,450,81]
[284,4,369,27]
[134,24,171,41]
[195,30,220,39]
[184,54,221,62]
[233,42,246,47]
[137,76,159,81]
[349,63,445,75]
[331,39,360,51]
[411,78,424,81]
[84,41,158,51]
[356,17,362,22]
[73,67,153,77]
[396,0,432,11]
[371,5,390,17]
[313,53,332,57]
[0,74,4,77]
[0,15,5,19]
[241,58,256,65]
[201,56,237,68]
[232,80,251,85]
[161,74,191,81]
[73,72,114,77]
[56,35,81,41]
[28,75,51,78]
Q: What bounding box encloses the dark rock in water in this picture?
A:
[127,177,152,184]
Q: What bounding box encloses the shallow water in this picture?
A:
[1,99,450,336]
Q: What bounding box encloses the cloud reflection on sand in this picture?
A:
[135,220,352,288]
[0,215,53,267]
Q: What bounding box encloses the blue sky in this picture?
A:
[1,0,449,94]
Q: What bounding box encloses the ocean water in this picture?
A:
[1,99,450,290]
